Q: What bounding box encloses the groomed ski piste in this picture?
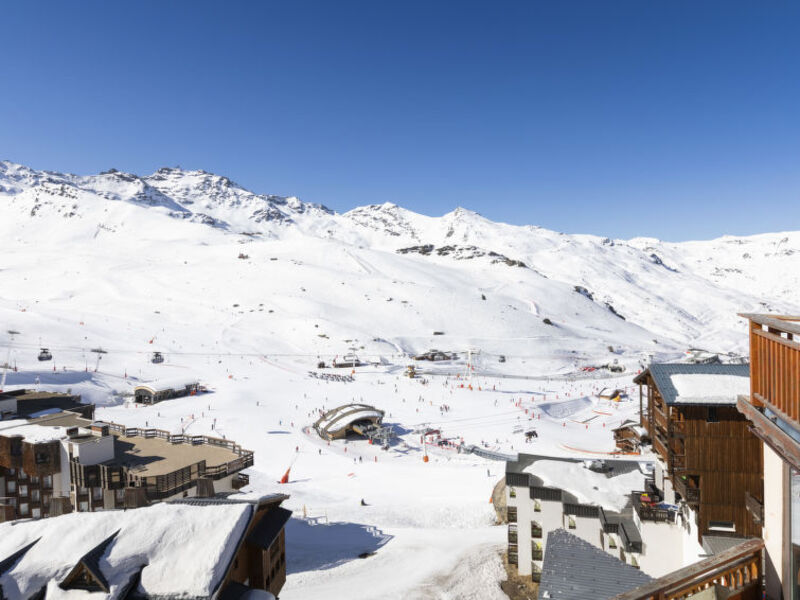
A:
[1,161,799,598]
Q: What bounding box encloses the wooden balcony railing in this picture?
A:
[611,538,763,600]
[673,475,700,505]
[744,314,800,426]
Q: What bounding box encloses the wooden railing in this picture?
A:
[744,314,800,425]
[612,538,764,600]
[673,475,700,504]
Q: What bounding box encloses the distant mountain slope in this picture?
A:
[1,159,797,365]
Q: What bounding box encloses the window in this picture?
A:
[534,500,541,512]
[35,452,50,465]
[507,506,517,523]
[706,407,718,423]
[18,469,27,480]
[608,535,617,549]
[532,541,543,560]
[509,488,516,498]
[531,522,542,538]
[18,484,28,497]
[115,489,125,502]
[7,480,16,494]
[32,507,41,518]
[42,475,52,488]
[31,476,39,485]
[92,488,103,501]
[31,489,40,502]
[19,503,29,516]
[708,521,735,532]
[78,501,89,511]
[567,516,576,529]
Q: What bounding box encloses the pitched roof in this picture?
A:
[247,507,293,549]
[633,363,750,406]
[60,530,120,592]
[0,502,256,600]
[538,529,652,600]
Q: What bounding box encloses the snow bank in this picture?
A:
[669,373,749,405]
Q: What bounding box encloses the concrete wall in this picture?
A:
[69,435,115,465]
[507,484,532,575]
[763,443,786,600]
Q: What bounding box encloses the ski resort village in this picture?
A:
[0,162,799,600]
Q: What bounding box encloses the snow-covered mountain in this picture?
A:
[1,159,797,369]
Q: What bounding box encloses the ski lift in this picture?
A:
[151,351,164,364]
[38,348,53,362]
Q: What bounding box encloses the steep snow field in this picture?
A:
[1,161,798,598]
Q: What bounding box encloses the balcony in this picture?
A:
[632,492,678,523]
[744,491,764,525]
[673,475,700,505]
[744,314,800,424]
[508,527,518,544]
[611,538,763,600]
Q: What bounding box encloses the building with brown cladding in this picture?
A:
[0,494,291,600]
[633,363,762,541]
[1,407,253,521]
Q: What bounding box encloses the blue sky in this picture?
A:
[1,1,798,240]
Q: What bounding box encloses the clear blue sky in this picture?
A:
[1,1,798,240]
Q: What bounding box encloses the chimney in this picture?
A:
[196,478,215,498]
[49,496,74,516]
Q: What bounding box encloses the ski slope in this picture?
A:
[1,160,797,598]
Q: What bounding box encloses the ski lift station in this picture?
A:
[313,403,386,441]
[133,379,199,404]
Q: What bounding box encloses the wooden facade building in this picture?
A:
[633,363,763,540]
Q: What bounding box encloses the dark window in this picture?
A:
[706,407,718,423]
[35,452,50,464]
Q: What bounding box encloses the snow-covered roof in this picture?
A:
[133,378,198,393]
[314,404,385,434]
[0,420,67,443]
[523,459,644,512]
[0,501,256,600]
[669,373,750,405]
[636,363,750,406]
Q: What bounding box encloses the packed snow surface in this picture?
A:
[669,374,750,405]
[0,160,797,598]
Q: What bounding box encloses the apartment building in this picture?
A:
[505,455,689,583]
[0,409,253,521]
[634,363,762,541]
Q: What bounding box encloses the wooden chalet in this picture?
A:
[633,363,762,540]
[0,494,292,600]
